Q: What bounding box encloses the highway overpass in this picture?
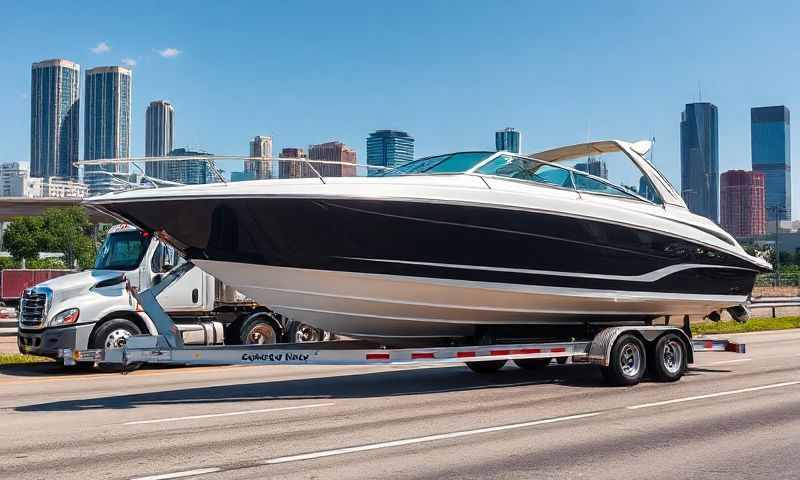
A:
[0,198,115,223]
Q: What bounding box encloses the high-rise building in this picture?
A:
[720,170,766,237]
[366,130,414,175]
[246,136,273,179]
[495,128,521,154]
[574,156,608,179]
[30,59,80,180]
[751,106,791,221]
[278,147,308,179]
[83,66,132,196]
[0,162,87,198]
[145,100,175,180]
[680,102,719,222]
[168,147,215,185]
[308,142,357,177]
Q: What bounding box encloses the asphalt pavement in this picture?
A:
[0,329,798,480]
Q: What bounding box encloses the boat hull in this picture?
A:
[195,260,749,339]
[94,194,762,339]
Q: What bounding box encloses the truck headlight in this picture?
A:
[49,308,80,327]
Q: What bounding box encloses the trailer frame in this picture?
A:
[59,263,746,384]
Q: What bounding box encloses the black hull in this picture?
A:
[97,196,762,297]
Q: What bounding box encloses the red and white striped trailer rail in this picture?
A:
[60,263,747,386]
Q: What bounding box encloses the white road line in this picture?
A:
[124,402,334,425]
[131,467,222,480]
[263,412,603,465]
[698,358,752,366]
[627,381,800,410]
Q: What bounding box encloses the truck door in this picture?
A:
[150,243,206,312]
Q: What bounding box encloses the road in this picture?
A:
[0,329,798,480]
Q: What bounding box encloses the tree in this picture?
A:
[3,207,97,269]
[4,216,46,263]
[39,207,96,269]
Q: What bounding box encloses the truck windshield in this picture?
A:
[94,230,150,271]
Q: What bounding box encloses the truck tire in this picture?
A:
[649,333,687,382]
[601,334,646,386]
[287,320,330,343]
[240,314,279,345]
[466,360,507,373]
[513,358,551,370]
[90,318,142,372]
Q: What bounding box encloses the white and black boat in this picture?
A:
[85,140,771,343]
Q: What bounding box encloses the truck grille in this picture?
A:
[20,289,49,329]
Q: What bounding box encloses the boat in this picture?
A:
[84,140,771,343]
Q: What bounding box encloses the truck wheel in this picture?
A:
[513,358,551,370]
[90,318,142,372]
[287,320,329,343]
[601,334,646,386]
[466,360,507,373]
[649,333,687,382]
[240,315,278,345]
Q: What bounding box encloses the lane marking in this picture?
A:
[132,467,222,480]
[627,381,800,410]
[124,402,334,425]
[262,412,603,464]
[697,358,752,366]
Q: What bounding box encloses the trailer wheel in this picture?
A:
[649,333,687,382]
[513,358,551,370]
[287,320,330,343]
[601,334,646,386]
[240,315,279,345]
[90,318,142,372]
[466,360,506,373]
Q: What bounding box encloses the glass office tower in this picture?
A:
[495,128,521,154]
[680,102,719,222]
[366,130,415,175]
[751,106,791,221]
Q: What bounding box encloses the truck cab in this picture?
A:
[17,224,300,362]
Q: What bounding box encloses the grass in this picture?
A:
[0,353,53,365]
[692,316,800,335]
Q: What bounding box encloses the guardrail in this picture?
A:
[750,297,800,318]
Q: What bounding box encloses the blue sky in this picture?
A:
[1,1,798,218]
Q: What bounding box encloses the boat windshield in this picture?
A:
[380,152,494,176]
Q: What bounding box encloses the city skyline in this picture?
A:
[2,2,799,218]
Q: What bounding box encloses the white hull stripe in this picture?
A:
[333,257,756,282]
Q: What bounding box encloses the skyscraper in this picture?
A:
[84,66,132,196]
[720,170,766,237]
[751,106,791,221]
[495,128,521,154]
[30,59,80,180]
[680,102,719,222]
[308,141,357,177]
[168,147,215,185]
[278,147,308,179]
[246,136,273,179]
[145,100,174,180]
[574,156,608,179]
[366,130,414,175]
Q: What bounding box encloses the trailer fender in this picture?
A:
[588,326,693,367]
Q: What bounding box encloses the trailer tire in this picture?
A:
[649,333,687,382]
[240,315,279,345]
[513,358,551,370]
[601,334,646,386]
[466,360,506,373]
[90,318,142,372]
[287,320,330,343]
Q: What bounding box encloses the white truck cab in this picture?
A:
[18,224,323,362]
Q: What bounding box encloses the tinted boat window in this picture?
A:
[380,152,493,176]
[573,173,633,198]
[554,150,661,203]
[477,155,574,189]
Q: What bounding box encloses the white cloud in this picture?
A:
[157,48,181,58]
[121,57,137,67]
[91,41,111,54]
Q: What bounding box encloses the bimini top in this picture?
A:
[379,139,685,208]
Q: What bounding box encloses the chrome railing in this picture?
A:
[75,156,392,188]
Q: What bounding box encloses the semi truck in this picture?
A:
[17,224,329,365]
